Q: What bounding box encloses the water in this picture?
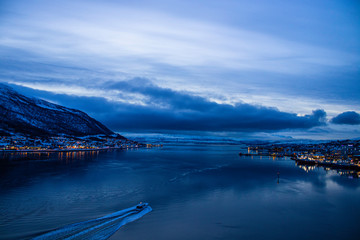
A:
[1,144,359,240]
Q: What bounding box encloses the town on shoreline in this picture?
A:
[0,134,160,153]
[241,139,360,174]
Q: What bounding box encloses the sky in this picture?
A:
[0,0,359,140]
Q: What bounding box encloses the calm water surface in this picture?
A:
[1,144,359,240]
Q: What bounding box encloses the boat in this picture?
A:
[295,158,317,165]
[136,202,148,210]
[238,152,252,156]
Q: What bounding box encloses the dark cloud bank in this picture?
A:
[8,79,328,132]
[331,111,360,125]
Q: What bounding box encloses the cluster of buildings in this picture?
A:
[0,134,145,151]
[246,139,360,172]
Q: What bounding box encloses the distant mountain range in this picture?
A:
[0,84,117,137]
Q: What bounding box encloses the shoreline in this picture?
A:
[0,146,140,153]
[239,152,360,171]
[294,158,360,171]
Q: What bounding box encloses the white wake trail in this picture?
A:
[32,203,152,240]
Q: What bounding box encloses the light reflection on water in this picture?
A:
[0,144,360,240]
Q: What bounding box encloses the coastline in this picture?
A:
[293,157,360,171]
[0,146,140,153]
[239,152,360,172]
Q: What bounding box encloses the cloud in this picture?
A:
[6,80,327,132]
[1,0,358,76]
[331,111,360,125]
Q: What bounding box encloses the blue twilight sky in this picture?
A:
[0,0,359,140]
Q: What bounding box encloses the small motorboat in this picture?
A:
[136,202,148,210]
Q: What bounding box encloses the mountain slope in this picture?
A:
[0,84,115,136]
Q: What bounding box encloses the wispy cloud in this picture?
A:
[1,1,358,75]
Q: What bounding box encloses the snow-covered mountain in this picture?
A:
[0,84,115,137]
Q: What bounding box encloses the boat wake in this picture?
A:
[169,164,229,182]
[32,203,152,240]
